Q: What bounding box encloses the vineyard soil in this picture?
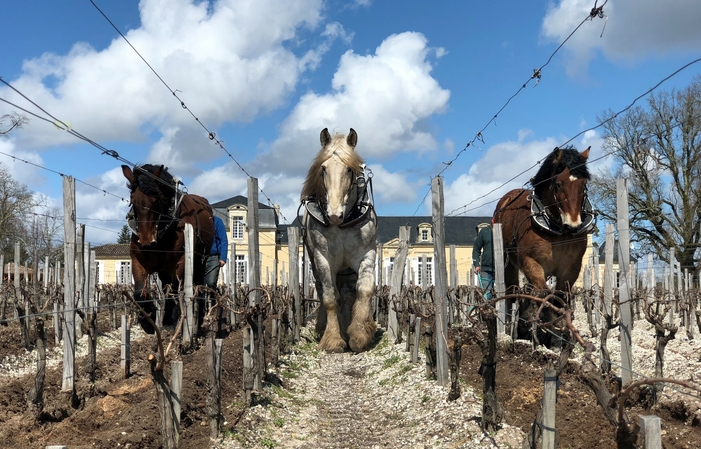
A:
[1,314,700,448]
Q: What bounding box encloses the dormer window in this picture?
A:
[417,223,432,243]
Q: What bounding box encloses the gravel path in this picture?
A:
[216,328,525,449]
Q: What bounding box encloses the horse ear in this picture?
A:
[581,146,591,160]
[154,165,163,178]
[552,147,563,164]
[347,128,357,148]
[122,165,134,183]
[320,128,332,147]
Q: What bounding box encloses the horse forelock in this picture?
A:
[301,132,364,200]
[532,146,590,191]
[130,164,176,200]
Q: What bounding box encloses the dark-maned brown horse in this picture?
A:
[493,146,594,344]
[122,164,214,334]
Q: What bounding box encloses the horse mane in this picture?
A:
[531,146,590,191]
[127,164,176,200]
[301,132,365,200]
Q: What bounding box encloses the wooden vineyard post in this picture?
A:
[287,227,301,341]
[617,179,633,386]
[638,415,661,449]
[121,315,131,378]
[243,327,253,404]
[247,178,263,391]
[206,335,223,439]
[171,361,183,438]
[542,365,558,449]
[389,226,410,343]
[492,224,506,336]
[411,316,421,363]
[183,223,194,346]
[62,175,77,394]
[432,176,449,387]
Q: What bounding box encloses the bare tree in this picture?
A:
[0,162,37,261]
[26,196,64,263]
[0,112,29,137]
[590,76,701,272]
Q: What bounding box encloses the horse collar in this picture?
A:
[530,190,596,236]
[302,169,374,229]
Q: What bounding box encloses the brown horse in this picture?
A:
[493,146,594,342]
[122,164,214,333]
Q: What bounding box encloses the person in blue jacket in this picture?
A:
[205,215,228,288]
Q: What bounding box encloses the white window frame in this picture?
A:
[232,215,245,240]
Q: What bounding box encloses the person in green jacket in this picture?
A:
[472,222,494,299]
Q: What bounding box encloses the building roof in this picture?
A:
[93,243,131,258]
[210,195,273,210]
[377,216,490,246]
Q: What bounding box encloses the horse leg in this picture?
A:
[315,267,346,354]
[132,263,156,334]
[348,257,377,353]
[518,257,550,341]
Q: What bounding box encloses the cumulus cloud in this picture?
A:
[248,32,450,177]
[541,0,701,76]
[0,0,326,157]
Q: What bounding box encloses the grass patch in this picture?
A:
[382,354,402,370]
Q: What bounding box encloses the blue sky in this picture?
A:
[1,0,701,245]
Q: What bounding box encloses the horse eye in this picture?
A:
[554,181,562,190]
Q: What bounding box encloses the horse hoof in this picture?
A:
[348,321,376,353]
[319,335,346,353]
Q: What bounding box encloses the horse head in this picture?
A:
[533,146,591,232]
[122,164,176,246]
[303,128,364,226]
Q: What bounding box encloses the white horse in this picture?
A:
[301,128,378,353]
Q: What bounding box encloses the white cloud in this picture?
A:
[367,164,417,205]
[0,139,48,187]
[0,0,326,159]
[541,0,701,75]
[251,31,450,176]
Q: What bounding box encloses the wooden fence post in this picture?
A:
[247,178,263,391]
[388,226,410,343]
[207,335,223,438]
[542,365,558,449]
[432,176,449,387]
[62,176,76,393]
[121,315,131,379]
[617,178,633,386]
[492,224,506,336]
[183,223,194,346]
[287,227,300,341]
[638,415,662,449]
[412,316,421,363]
